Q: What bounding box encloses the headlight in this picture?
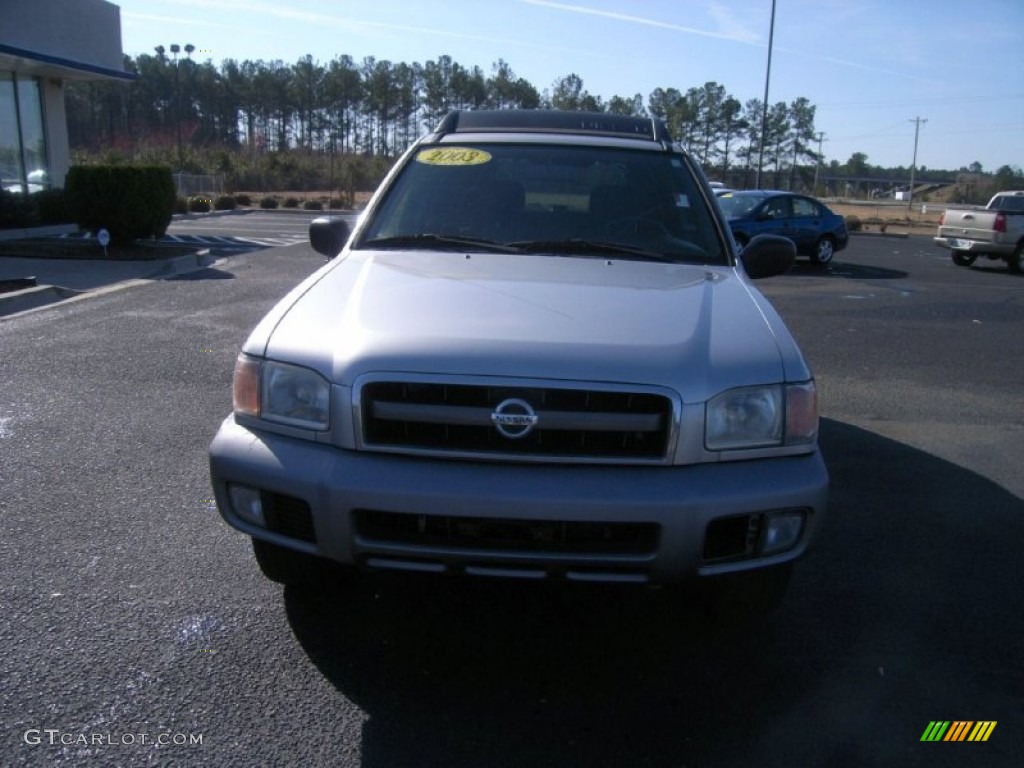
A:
[263,361,330,430]
[706,386,783,450]
[232,355,330,431]
[705,381,817,451]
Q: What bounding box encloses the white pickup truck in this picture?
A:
[935,190,1024,272]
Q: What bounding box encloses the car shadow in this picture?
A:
[787,261,909,280]
[281,418,1023,766]
[963,264,1022,277]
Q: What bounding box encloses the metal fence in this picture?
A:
[173,173,225,198]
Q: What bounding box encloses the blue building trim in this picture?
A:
[0,43,134,81]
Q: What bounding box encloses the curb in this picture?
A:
[850,231,911,239]
[0,248,216,320]
[152,249,217,275]
[0,223,78,242]
[171,207,359,220]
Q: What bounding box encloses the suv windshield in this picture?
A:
[357,143,726,265]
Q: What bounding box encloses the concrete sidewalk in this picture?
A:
[0,250,215,318]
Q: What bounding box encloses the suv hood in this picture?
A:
[252,250,787,400]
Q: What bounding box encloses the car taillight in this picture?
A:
[995,212,1006,233]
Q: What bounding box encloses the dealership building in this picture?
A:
[1,0,131,194]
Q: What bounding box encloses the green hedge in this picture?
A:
[0,189,37,228]
[188,196,212,213]
[64,165,176,244]
[34,188,71,224]
[0,188,72,229]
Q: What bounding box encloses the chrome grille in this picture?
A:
[358,380,675,462]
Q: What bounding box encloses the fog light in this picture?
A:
[760,510,805,555]
[228,484,265,526]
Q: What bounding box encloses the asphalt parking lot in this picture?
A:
[164,209,346,251]
[0,233,1021,766]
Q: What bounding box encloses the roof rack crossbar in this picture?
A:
[433,110,673,143]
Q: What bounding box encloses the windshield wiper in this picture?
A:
[360,234,521,253]
[507,239,678,263]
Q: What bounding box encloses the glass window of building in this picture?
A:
[0,73,49,194]
[17,77,48,191]
[0,74,20,193]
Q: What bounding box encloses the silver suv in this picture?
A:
[209,110,828,612]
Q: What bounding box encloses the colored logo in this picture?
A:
[920,721,996,742]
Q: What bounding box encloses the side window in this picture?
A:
[763,197,790,219]
[792,198,819,217]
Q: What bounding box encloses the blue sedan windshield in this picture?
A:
[716,193,767,218]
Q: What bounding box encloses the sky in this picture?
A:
[116,0,1024,173]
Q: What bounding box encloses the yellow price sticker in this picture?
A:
[416,147,492,166]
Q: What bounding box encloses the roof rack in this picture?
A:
[434,110,673,144]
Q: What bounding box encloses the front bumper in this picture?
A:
[209,416,829,584]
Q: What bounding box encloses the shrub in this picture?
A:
[65,165,175,244]
[0,188,38,229]
[845,215,861,232]
[174,196,189,214]
[259,196,279,209]
[302,200,323,211]
[234,193,252,206]
[189,196,212,213]
[214,195,237,211]
[32,188,71,225]
[283,196,300,208]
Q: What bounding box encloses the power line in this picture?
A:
[818,93,1024,109]
[831,121,1024,142]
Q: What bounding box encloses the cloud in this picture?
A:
[519,0,763,45]
[707,2,760,44]
[521,0,933,83]
[152,0,578,56]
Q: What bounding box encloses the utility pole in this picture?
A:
[908,116,927,208]
[755,0,777,190]
[170,44,181,167]
[812,131,826,194]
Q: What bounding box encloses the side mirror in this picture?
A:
[739,234,796,279]
[309,216,352,259]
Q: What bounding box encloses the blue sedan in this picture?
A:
[717,190,849,265]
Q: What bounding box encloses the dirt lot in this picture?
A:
[828,200,940,235]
